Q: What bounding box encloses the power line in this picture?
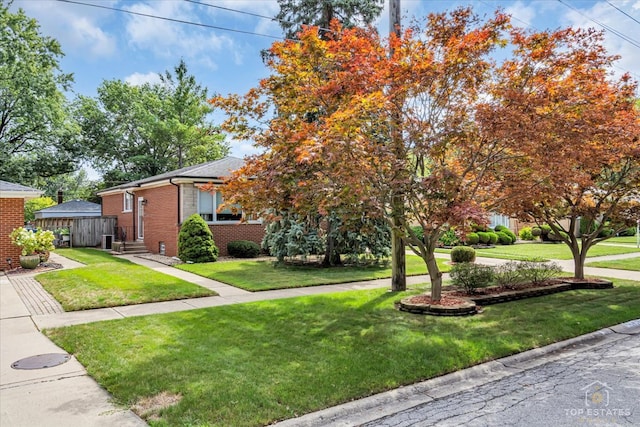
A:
[54,0,285,41]
[557,0,640,49]
[605,0,640,26]
[184,0,334,37]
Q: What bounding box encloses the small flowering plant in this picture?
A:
[9,227,55,256]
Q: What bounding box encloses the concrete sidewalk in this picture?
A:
[0,272,146,426]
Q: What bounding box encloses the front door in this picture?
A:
[137,198,144,240]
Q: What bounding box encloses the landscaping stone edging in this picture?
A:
[398,278,614,316]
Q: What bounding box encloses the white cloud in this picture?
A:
[12,0,117,58]
[123,1,235,70]
[505,1,537,27]
[560,1,640,79]
[124,71,161,86]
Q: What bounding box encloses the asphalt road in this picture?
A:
[362,331,640,427]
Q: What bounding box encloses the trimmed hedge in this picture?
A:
[465,232,479,245]
[227,240,261,258]
[451,246,476,263]
[487,232,499,245]
[496,231,512,245]
[477,231,490,244]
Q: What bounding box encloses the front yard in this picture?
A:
[176,254,449,291]
[38,249,216,310]
[45,278,640,426]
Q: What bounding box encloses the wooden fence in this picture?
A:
[35,216,117,248]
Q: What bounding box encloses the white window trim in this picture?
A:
[196,188,260,224]
[123,192,133,212]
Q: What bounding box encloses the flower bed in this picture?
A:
[399,278,614,316]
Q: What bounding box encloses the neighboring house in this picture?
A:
[98,156,265,257]
[0,180,43,270]
[34,200,101,219]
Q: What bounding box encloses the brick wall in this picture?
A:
[0,198,25,270]
[101,193,134,240]
[209,223,266,256]
[136,186,180,256]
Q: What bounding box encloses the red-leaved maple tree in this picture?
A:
[480,27,640,279]
[213,8,514,301]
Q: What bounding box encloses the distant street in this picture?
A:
[363,331,640,427]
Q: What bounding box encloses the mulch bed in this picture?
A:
[4,262,63,276]
[399,277,614,316]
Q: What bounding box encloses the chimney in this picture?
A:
[57,190,63,205]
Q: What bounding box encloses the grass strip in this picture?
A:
[437,242,640,261]
[40,249,216,310]
[46,278,640,426]
[176,255,448,291]
[586,257,640,272]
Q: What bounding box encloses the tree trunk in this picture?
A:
[322,222,342,267]
[574,245,588,280]
[391,195,406,291]
[425,252,442,301]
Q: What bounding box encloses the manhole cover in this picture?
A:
[11,353,71,370]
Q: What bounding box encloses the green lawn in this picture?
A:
[586,257,640,272]
[54,248,131,265]
[606,236,639,245]
[436,242,640,261]
[46,278,640,427]
[40,249,216,311]
[176,255,448,291]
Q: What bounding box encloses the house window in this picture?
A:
[197,189,242,222]
[123,192,133,212]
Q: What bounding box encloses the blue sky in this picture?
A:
[11,0,640,159]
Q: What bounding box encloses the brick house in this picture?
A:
[97,157,265,257]
[0,180,43,270]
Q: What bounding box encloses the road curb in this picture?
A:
[273,320,638,427]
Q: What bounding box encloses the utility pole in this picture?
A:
[389,0,406,292]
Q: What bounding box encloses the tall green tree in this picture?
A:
[275,0,384,39]
[0,1,80,183]
[74,61,228,186]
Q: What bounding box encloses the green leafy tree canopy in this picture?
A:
[0,1,80,183]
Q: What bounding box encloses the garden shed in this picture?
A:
[34,199,101,220]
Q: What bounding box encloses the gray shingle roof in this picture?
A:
[99,156,245,193]
[0,180,42,197]
[36,200,101,214]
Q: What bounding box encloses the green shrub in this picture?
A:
[619,227,637,236]
[531,226,542,237]
[518,260,562,284]
[410,226,424,242]
[598,227,614,238]
[476,231,490,244]
[465,232,479,245]
[493,261,524,289]
[496,231,512,245]
[487,232,498,245]
[451,246,476,263]
[227,240,261,258]
[439,228,459,246]
[450,263,494,294]
[505,230,517,243]
[178,214,218,263]
[539,224,552,241]
[494,225,508,232]
[519,227,534,240]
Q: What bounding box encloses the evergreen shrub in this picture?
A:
[227,240,261,258]
[178,214,218,263]
[465,232,479,245]
[451,246,476,263]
